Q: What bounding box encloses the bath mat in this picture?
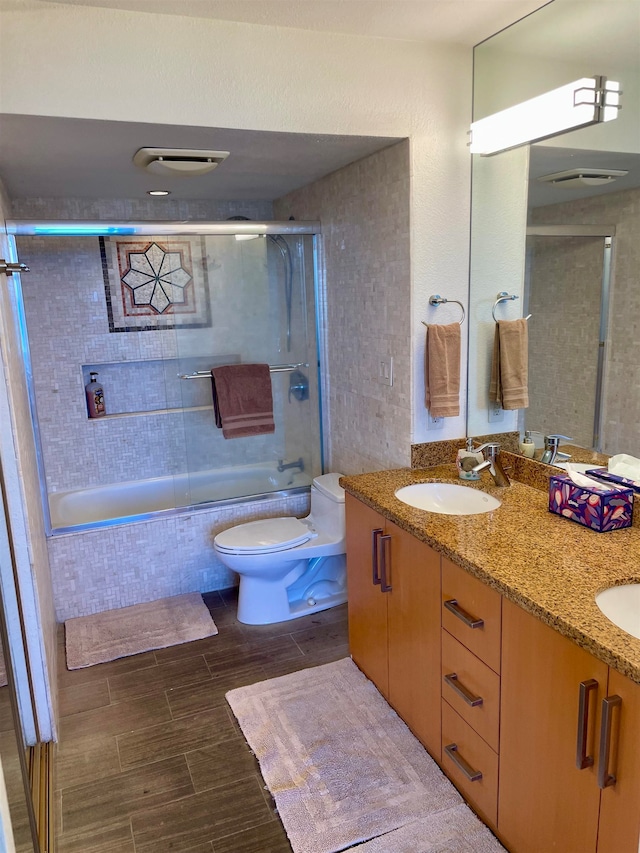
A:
[226,657,464,853]
[65,593,218,669]
[350,806,506,852]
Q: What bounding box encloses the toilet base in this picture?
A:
[237,554,347,625]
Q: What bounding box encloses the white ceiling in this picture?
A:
[33,0,551,46]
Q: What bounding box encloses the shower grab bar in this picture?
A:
[492,291,532,322]
[180,362,309,379]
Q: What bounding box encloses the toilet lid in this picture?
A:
[214,517,315,554]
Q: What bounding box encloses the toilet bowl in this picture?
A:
[213,473,347,625]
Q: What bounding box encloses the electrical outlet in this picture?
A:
[378,357,393,386]
[427,414,444,430]
[488,403,504,423]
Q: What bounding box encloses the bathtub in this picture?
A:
[48,463,311,530]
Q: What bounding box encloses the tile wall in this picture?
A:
[274,140,412,475]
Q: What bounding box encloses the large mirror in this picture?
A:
[467,0,640,458]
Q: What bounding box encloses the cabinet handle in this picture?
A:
[371,528,383,585]
[443,599,484,629]
[379,534,392,593]
[443,673,483,707]
[576,678,598,769]
[443,743,483,782]
[598,694,622,789]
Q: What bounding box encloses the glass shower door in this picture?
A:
[174,232,321,506]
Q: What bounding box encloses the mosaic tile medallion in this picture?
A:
[101,236,211,332]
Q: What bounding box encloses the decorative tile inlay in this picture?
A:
[101,236,211,332]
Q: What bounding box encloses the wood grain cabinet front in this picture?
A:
[345,494,442,757]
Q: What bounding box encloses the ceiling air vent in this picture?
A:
[537,168,628,188]
[133,147,230,177]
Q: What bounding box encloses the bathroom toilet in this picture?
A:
[213,473,347,625]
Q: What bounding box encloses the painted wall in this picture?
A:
[0,0,472,449]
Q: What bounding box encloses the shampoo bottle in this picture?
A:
[519,430,535,458]
[85,372,106,418]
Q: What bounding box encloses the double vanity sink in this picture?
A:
[341,463,640,681]
[394,477,639,643]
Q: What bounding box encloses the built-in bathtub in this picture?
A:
[46,463,312,621]
[49,463,311,530]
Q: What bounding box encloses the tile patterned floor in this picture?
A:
[55,589,349,853]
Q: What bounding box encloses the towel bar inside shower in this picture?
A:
[179,362,309,379]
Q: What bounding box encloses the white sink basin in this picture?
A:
[595,584,640,640]
[394,482,501,515]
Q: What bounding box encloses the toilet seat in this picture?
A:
[214,517,316,555]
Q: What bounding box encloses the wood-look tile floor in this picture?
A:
[55,588,349,853]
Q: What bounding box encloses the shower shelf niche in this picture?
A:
[81,355,238,420]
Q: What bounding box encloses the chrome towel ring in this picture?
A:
[421,294,466,327]
[492,291,532,322]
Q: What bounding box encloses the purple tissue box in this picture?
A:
[549,475,633,532]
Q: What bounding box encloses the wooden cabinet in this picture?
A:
[499,599,640,853]
[346,493,442,757]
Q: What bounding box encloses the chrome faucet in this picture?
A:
[277,457,305,474]
[471,442,511,487]
[540,435,572,465]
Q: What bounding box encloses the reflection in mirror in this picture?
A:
[468,0,640,459]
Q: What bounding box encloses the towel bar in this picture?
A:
[180,362,309,380]
[421,294,466,326]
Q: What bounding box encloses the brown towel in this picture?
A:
[211,364,275,439]
[424,323,461,418]
[489,319,529,410]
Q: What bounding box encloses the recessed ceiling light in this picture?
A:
[147,190,171,196]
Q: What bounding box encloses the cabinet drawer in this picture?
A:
[442,699,498,829]
[441,629,500,752]
[442,558,502,673]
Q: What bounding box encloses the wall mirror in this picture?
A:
[467,0,640,458]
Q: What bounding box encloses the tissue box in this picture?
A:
[585,469,640,495]
[549,475,633,532]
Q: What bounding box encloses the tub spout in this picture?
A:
[277,457,304,474]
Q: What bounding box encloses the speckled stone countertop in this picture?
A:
[340,465,640,684]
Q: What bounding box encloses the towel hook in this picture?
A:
[492,291,531,322]
[421,294,465,327]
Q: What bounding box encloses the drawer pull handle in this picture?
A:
[379,534,392,593]
[444,599,484,630]
[371,528,383,585]
[444,743,483,782]
[443,673,483,707]
[576,678,598,769]
[598,694,622,789]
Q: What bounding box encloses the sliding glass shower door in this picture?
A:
[174,233,322,505]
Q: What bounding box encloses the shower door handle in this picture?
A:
[0,260,30,276]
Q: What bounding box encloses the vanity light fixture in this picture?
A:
[469,76,621,156]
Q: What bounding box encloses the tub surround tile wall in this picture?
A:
[274,140,412,476]
[531,186,640,457]
[49,491,310,622]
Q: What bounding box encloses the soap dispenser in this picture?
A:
[85,372,106,418]
[519,430,535,458]
[456,438,483,481]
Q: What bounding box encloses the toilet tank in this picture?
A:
[309,473,345,537]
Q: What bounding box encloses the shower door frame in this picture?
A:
[526,224,615,452]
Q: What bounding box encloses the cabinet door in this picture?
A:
[597,668,640,853]
[499,599,607,853]
[345,494,389,696]
[386,521,441,758]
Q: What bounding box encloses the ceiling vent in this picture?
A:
[133,147,230,177]
[537,168,628,188]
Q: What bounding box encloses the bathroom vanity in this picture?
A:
[342,465,640,853]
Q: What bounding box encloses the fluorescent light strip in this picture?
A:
[470,77,620,156]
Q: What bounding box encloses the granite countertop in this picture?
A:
[340,464,640,684]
